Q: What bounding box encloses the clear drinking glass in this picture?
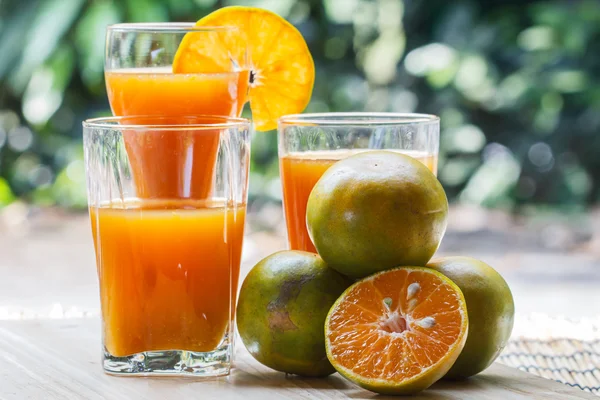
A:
[83,116,251,377]
[105,23,248,118]
[278,112,440,253]
[105,24,248,200]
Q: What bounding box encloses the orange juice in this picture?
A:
[90,199,246,356]
[105,69,248,199]
[106,68,247,117]
[280,150,438,253]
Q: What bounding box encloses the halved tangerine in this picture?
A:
[325,266,468,395]
[173,6,315,131]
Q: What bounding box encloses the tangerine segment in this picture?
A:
[325,267,468,395]
[173,6,315,132]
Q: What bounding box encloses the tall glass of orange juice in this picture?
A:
[278,113,440,253]
[83,116,250,377]
[104,24,249,199]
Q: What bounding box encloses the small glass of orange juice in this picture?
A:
[83,116,250,377]
[278,113,439,253]
[105,23,249,200]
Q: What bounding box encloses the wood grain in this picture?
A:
[0,319,595,399]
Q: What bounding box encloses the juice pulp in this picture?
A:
[90,199,246,356]
[280,150,438,253]
[105,68,248,199]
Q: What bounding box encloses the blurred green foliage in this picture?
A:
[0,0,599,210]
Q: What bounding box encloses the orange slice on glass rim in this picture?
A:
[173,6,315,131]
[325,266,469,395]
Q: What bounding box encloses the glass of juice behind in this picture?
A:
[278,112,439,253]
[83,116,251,377]
[105,23,249,200]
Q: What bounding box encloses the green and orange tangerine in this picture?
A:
[427,256,515,379]
[307,151,448,279]
[236,251,352,377]
[325,266,469,395]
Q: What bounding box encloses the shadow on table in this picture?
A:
[354,375,517,399]
[229,368,350,390]
[228,367,518,399]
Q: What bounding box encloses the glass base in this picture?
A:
[103,342,232,377]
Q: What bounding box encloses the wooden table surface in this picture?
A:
[1,205,599,398]
[0,318,596,400]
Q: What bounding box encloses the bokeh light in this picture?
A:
[0,0,598,211]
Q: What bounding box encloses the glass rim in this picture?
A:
[278,112,440,126]
[83,115,251,131]
[106,23,237,33]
